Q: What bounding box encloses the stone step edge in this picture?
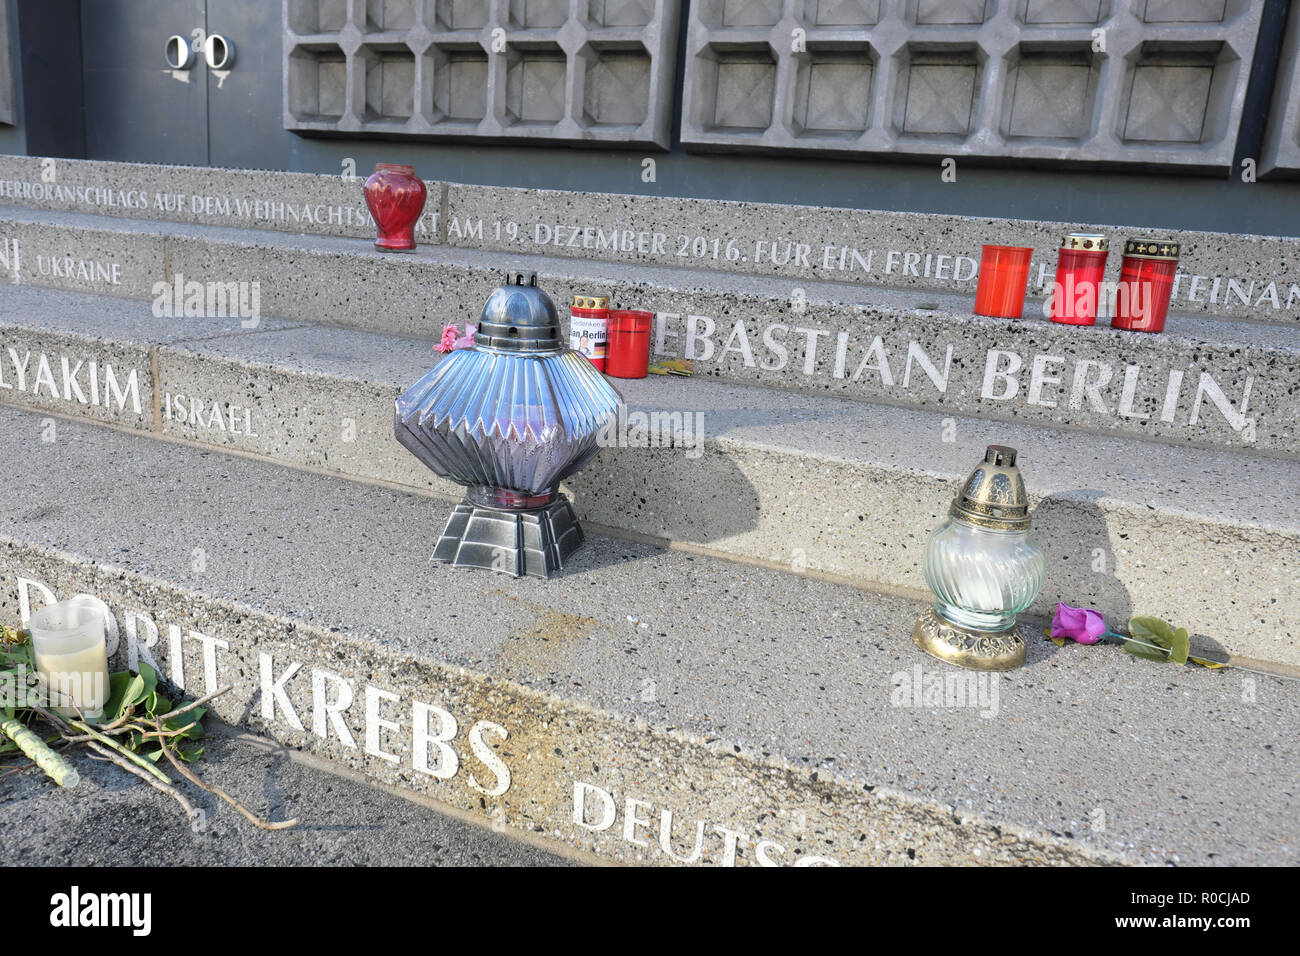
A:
[4,201,1297,342]
[0,312,1289,532]
[1,153,1296,328]
[0,535,1117,867]
[21,389,1300,678]
[1,212,1291,457]
[210,723,614,867]
[5,315,1298,669]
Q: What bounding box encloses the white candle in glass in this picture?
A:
[27,597,111,719]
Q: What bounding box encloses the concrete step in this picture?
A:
[0,204,1294,455]
[1,404,1295,866]
[1,725,576,866]
[0,285,1295,667]
[1,154,1297,326]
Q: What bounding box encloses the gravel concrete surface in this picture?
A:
[0,724,577,867]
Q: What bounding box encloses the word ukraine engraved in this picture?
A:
[0,342,142,415]
[0,237,122,288]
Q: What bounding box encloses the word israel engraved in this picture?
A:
[162,392,258,437]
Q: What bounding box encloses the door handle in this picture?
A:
[203,34,236,70]
[164,35,194,70]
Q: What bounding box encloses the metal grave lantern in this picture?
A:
[395,272,622,578]
[912,445,1046,670]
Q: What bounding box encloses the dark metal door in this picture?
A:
[205,0,289,170]
[81,0,210,165]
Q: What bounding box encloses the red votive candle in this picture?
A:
[1050,233,1109,326]
[570,295,609,371]
[606,309,654,379]
[974,245,1034,319]
[1112,238,1180,334]
[363,163,426,252]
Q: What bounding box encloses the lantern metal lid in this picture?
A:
[949,444,1032,532]
[394,272,622,579]
[475,272,563,352]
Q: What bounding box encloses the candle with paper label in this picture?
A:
[570,295,610,371]
[27,596,111,718]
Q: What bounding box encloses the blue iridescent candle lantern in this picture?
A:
[395,272,622,578]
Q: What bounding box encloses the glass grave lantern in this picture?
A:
[395,272,622,578]
[913,445,1046,670]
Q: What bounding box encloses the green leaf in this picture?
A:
[103,671,146,719]
[1125,616,1174,662]
[178,745,204,763]
[143,748,163,763]
[165,706,205,741]
[137,660,159,696]
[1170,627,1190,666]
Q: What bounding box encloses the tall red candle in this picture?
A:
[1112,238,1180,334]
[1049,233,1109,326]
[974,245,1034,319]
[606,309,654,379]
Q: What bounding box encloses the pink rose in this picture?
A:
[452,323,476,350]
[1051,602,1106,644]
[434,324,460,353]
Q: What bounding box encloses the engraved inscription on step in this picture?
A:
[162,392,258,438]
[652,315,1258,440]
[0,343,143,417]
[445,215,1300,318]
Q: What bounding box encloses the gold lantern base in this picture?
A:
[911,608,1027,671]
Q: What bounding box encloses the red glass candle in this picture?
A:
[974,245,1034,319]
[1112,238,1180,334]
[570,295,609,371]
[363,163,427,252]
[606,309,653,379]
[1050,233,1109,326]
